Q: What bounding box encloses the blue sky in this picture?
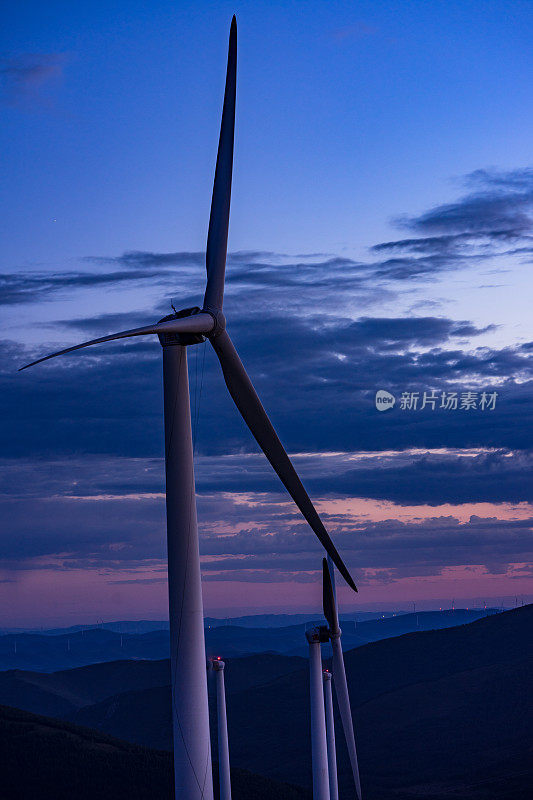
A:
[3,1,533,260]
[1,1,532,624]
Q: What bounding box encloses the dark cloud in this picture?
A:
[465,168,533,192]
[2,168,532,588]
[0,269,175,306]
[2,168,533,319]
[372,169,533,274]
[107,577,166,585]
[0,251,380,312]
[52,311,158,335]
[372,230,522,256]
[0,470,530,582]
[311,450,533,505]
[0,53,66,106]
[3,304,532,462]
[87,250,283,269]
[1,445,531,517]
[87,250,205,269]
[200,449,533,507]
[400,168,533,236]
[347,316,494,348]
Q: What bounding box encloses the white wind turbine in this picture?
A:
[19,17,357,800]
[212,657,231,800]
[306,623,331,800]
[323,669,338,800]
[306,558,362,800]
[322,559,362,800]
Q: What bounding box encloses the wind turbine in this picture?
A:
[322,559,362,800]
[305,625,331,800]
[212,657,231,800]
[19,17,356,800]
[323,669,338,800]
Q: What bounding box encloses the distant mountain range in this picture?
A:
[0,611,397,635]
[0,605,530,798]
[0,608,500,671]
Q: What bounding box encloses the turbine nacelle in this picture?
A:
[157,307,208,347]
[305,625,330,644]
[157,306,226,346]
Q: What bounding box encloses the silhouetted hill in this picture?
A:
[341,602,532,707]
[1,612,390,635]
[224,605,533,797]
[0,611,398,635]
[68,605,532,798]
[0,620,170,636]
[0,652,305,721]
[0,629,170,672]
[205,609,502,657]
[0,704,171,799]
[204,611,397,628]
[0,659,170,718]
[354,656,532,800]
[0,705,310,800]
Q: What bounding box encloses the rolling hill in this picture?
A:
[0,652,305,720]
[1,606,530,798]
[74,606,533,798]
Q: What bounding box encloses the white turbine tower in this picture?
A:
[212,657,231,800]
[322,559,362,800]
[323,670,339,800]
[19,17,357,800]
[306,626,330,800]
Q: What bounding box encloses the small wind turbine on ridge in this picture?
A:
[212,657,231,800]
[323,669,338,800]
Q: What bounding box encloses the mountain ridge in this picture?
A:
[1,606,530,798]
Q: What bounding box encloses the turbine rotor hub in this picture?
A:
[204,307,226,337]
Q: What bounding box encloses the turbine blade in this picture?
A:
[204,16,237,312]
[19,313,215,371]
[332,636,362,800]
[210,330,356,591]
[322,558,340,635]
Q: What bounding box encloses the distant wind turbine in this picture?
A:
[323,670,338,800]
[212,657,231,800]
[19,16,356,800]
[322,558,362,800]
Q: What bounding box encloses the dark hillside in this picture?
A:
[2,607,531,798]
[0,652,304,720]
[74,605,532,798]
[0,704,310,800]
